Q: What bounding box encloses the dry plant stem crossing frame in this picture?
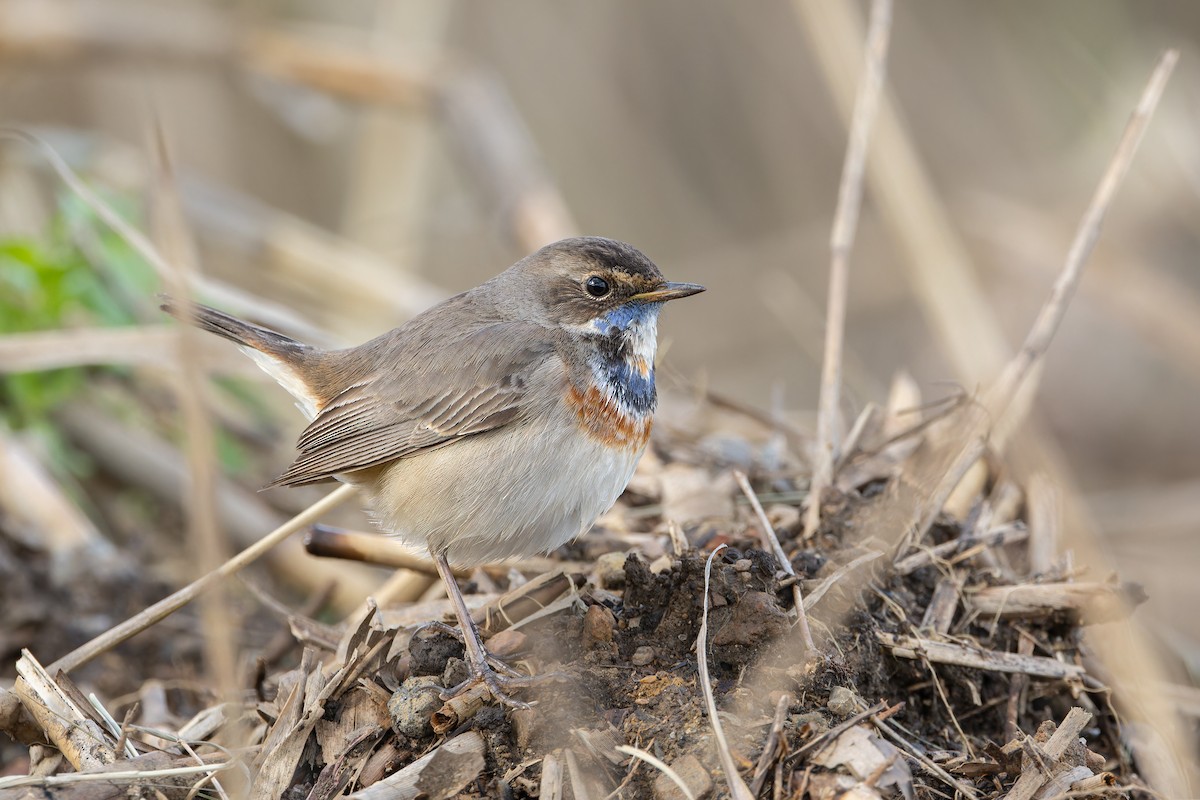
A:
[698,545,754,800]
[50,484,358,675]
[986,50,1179,424]
[734,470,815,652]
[806,0,893,535]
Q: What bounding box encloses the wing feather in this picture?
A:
[266,320,557,487]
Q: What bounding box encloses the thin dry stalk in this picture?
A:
[49,483,358,674]
[807,0,894,536]
[870,712,978,799]
[894,523,1027,575]
[698,545,754,800]
[919,653,975,758]
[749,694,791,796]
[987,49,1179,422]
[1005,634,1036,742]
[614,746,696,800]
[797,0,1008,385]
[801,549,882,612]
[0,759,234,790]
[148,116,237,698]
[0,326,179,371]
[0,128,178,285]
[734,471,814,651]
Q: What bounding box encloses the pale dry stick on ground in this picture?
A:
[733,470,815,651]
[0,760,235,791]
[698,544,755,800]
[50,484,358,674]
[806,0,893,535]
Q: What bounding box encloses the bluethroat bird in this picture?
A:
[163,236,703,707]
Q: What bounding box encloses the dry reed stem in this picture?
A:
[436,70,579,250]
[0,759,234,791]
[987,50,1180,424]
[796,2,1008,386]
[801,549,882,612]
[698,544,754,800]
[305,525,466,577]
[147,115,238,698]
[734,470,815,651]
[248,30,435,107]
[0,326,181,371]
[808,0,893,536]
[876,632,1086,680]
[49,483,358,674]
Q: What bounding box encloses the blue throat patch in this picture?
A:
[589,303,659,415]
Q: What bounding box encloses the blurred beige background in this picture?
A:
[3,1,1200,664]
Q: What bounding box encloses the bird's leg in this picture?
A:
[430,549,536,709]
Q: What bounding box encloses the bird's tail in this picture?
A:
[160,296,325,419]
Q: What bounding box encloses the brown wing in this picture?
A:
[265,320,558,487]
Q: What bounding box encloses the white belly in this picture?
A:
[355,418,645,564]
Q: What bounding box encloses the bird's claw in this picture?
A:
[442,665,539,710]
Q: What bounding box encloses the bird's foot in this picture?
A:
[441,655,571,710]
[442,663,540,710]
[414,621,526,679]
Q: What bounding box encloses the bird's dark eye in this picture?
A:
[585,276,610,298]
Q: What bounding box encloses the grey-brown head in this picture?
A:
[486,237,704,330]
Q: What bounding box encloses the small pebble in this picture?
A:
[827,685,864,717]
[652,753,713,800]
[733,558,753,573]
[582,604,616,650]
[486,629,527,658]
[630,646,655,666]
[442,657,469,689]
[387,675,444,738]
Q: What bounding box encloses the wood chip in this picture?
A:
[876,632,1085,680]
[350,730,485,800]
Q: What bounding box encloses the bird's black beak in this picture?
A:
[630,281,706,303]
